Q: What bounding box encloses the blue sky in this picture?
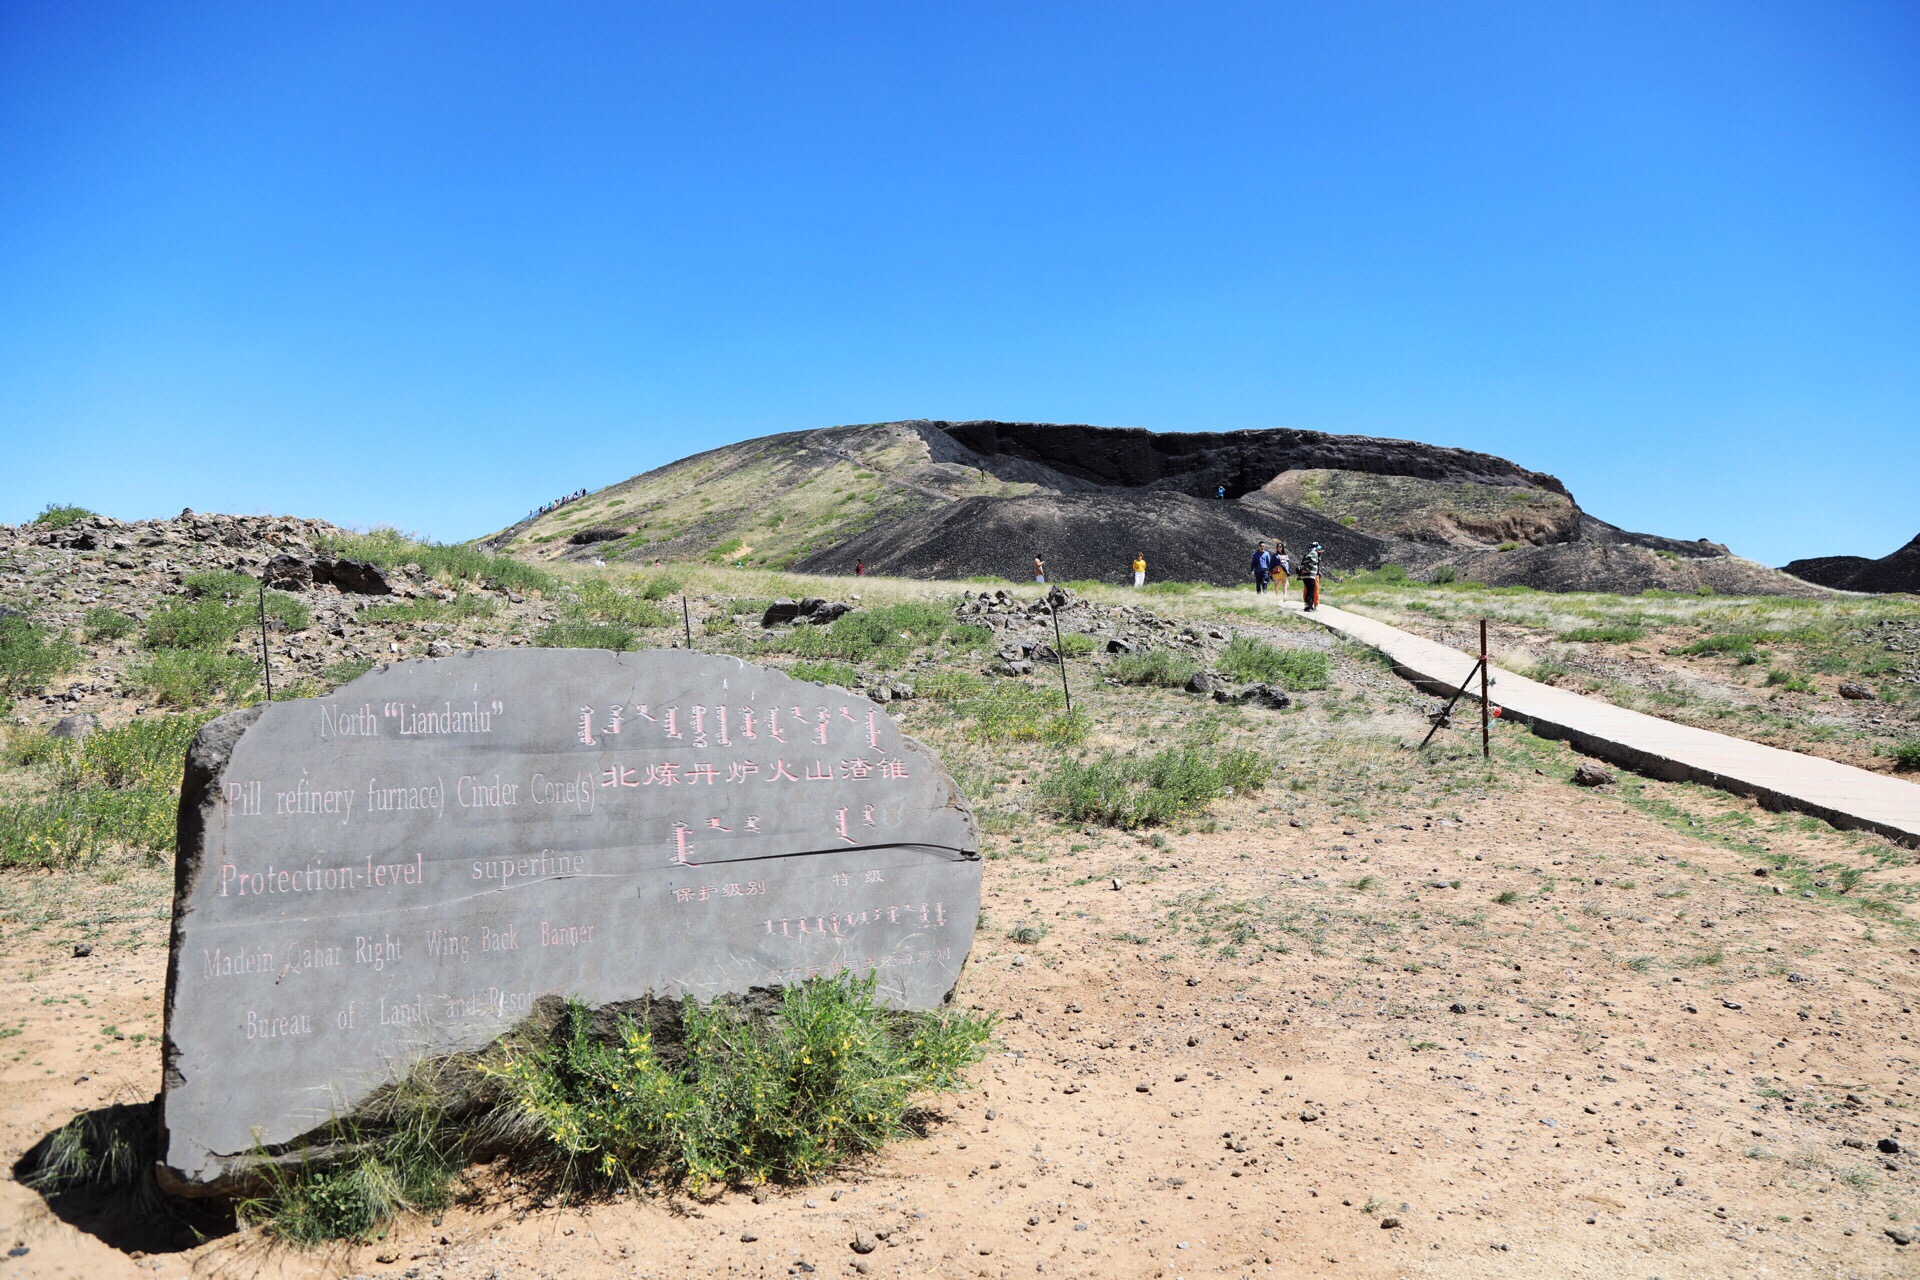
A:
[2,2,1914,564]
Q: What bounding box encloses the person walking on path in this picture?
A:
[1250,541,1273,593]
[855,559,864,576]
[1302,542,1323,611]
[1272,542,1291,600]
[1034,555,1046,584]
[1132,554,1146,588]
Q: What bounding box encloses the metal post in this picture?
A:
[682,595,694,649]
[257,583,273,703]
[1050,602,1073,716]
[1479,618,1490,759]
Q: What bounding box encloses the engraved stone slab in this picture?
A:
[158,649,980,1192]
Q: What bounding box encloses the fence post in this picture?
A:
[257,582,273,703]
[682,596,694,649]
[1050,601,1073,716]
[1479,618,1490,759]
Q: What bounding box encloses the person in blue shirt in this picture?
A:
[1250,541,1273,593]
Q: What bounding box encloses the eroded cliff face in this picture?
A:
[932,421,1571,500]
[1784,534,1920,595]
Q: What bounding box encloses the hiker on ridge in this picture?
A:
[1132,553,1146,588]
[1251,541,1272,594]
[1034,555,1046,584]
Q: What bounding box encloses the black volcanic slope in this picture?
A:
[936,421,1569,499]
[1783,534,1920,595]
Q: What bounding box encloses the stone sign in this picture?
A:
[158,649,980,1193]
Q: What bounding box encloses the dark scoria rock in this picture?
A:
[1783,532,1920,595]
[263,555,394,595]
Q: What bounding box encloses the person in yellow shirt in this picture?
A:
[1132,554,1146,587]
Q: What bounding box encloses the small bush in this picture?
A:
[19,1101,160,1204]
[1674,633,1760,657]
[360,592,498,625]
[1218,637,1329,690]
[127,648,259,706]
[535,621,639,652]
[1764,669,1814,694]
[317,527,560,596]
[575,578,673,628]
[485,976,992,1195]
[1889,740,1920,772]
[1042,745,1269,829]
[1430,565,1458,584]
[80,606,136,642]
[1106,649,1199,688]
[0,614,81,695]
[639,574,685,601]
[321,657,377,690]
[31,503,95,529]
[142,597,246,650]
[943,623,993,651]
[1055,632,1097,658]
[1559,624,1644,643]
[789,660,861,687]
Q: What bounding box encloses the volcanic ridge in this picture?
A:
[486,420,1821,595]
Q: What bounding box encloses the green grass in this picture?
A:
[918,672,1087,745]
[81,606,137,642]
[1892,740,1920,772]
[359,591,500,625]
[127,648,259,706]
[573,577,674,628]
[142,580,307,650]
[1673,632,1761,656]
[1218,637,1330,689]
[1042,744,1269,829]
[1140,581,1199,596]
[234,974,993,1240]
[1764,669,1815,694]
[0,714,210,866]
[1055,632,1097,658]
[0,614,80,697]
[316,527,560,596]
[534,620,640,652]
[1106,649,1200,688]
[789,660,862,687]
[31,503,95,529]
[1559,624,1645,643]
[17,1100,163,1218]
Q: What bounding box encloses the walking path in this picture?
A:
[1283,601,1920,848]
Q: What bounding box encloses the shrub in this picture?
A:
[31,503,95,529]
[1430,565,1458,584]
[82,606,137,642]
[1055,632,1097,659]
[360,592,498,625]
[242,975,993,1239]
[0,715,206,866]
[0,614,81,695]
[127,649,259,706]
[1674,633,1761,657]
[789,660,861,687]
[1218,637,1330,689]
[142,597,246,650]
[535,621,639,652]
[1764,669,1814,694]
[943,623,993,651]
[316,527,559,596]
[485,976,992,1195]
[575,578,673,628]
[1889,740,1920,772]
[1042,745,1269,829]
[638,574,685,601]
[1107,649,1199,688]
[918,672,1085,744]
[1559,624,1645,643]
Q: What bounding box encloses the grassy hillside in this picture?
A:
[481,423,1035,571]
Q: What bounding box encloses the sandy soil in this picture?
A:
[4,743,1917,1279]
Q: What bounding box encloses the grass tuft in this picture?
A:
[1218,637,1330,689]
[1042,745,1268,829]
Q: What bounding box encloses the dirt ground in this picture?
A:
[4,723,1917,1279]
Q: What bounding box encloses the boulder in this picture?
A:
[315,558,393,595]
[761,599,804,627]
[1185,671,1225,695]
[1838,681,1875,701]
[1105,638,1136,654]
[1572,762,1615,787]
[48,713,99,742]
[1210,683,1291,710]
[262,554,313,591]
[1000,660,1034,677]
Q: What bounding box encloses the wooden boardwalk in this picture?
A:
[1286,601,1920,848]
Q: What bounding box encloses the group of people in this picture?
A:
[1023,544,1322,609]
[1250,540,1321,609]
[527,489,588,521]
